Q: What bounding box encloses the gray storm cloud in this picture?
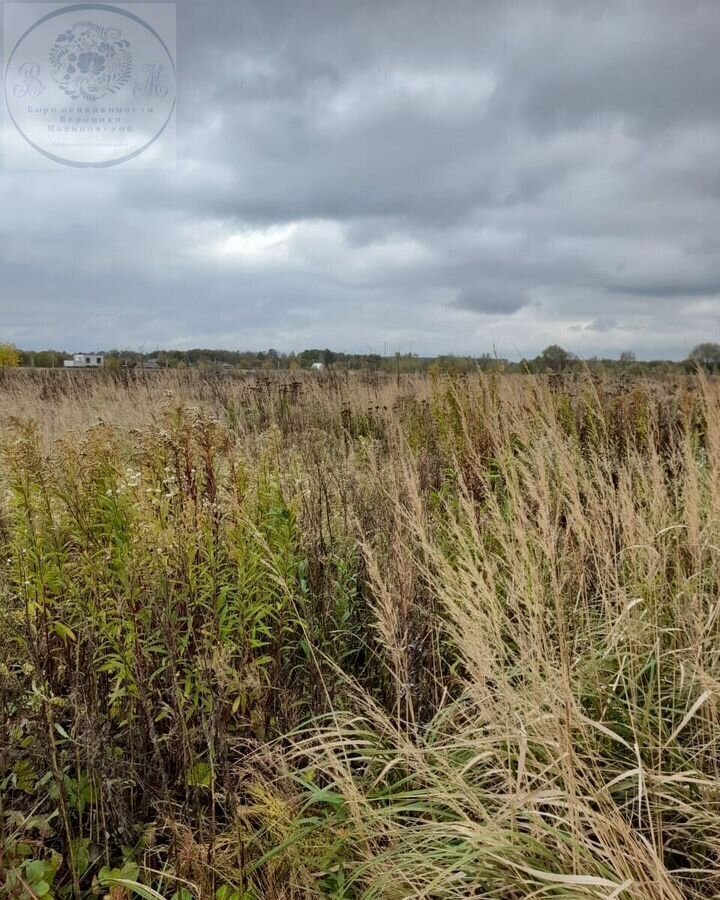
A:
[1,0,719,357]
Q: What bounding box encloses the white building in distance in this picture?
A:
[64,353,105,368]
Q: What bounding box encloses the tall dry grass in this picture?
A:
[1,369,718,898]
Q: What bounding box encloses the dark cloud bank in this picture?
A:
[2,0,720,358]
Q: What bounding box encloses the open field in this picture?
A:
[2,370,720,899]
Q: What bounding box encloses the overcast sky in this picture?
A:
[2,0,720,358]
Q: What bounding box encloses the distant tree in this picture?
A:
[619,350,636,364]
[323,349,337,368]
[537,344,574,373]
[33,350,66,368]
[689,342,720,372]
[0,343,21,367]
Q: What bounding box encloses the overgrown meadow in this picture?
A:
[1,369,719,899]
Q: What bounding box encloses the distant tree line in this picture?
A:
[2,341,720,373]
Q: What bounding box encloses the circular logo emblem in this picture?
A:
[4,4,176,167]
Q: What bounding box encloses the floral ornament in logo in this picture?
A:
[49,21,131,100]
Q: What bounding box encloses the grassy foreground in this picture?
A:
[1,369,719,899]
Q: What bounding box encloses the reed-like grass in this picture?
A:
[1,369,718,898]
